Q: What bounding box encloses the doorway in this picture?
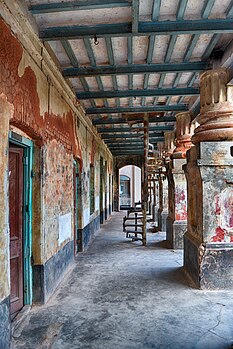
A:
[73,160,81,254]
[120,175,131,207]
[100,156,104,224]
[119,165,142,210]
[9,132,33,319]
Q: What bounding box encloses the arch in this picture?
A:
[119,165,142,209]
[114,155,143,170]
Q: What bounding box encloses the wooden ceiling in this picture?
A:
[26,0,233,155]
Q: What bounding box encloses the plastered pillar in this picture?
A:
[161,173,168,232]
[152,142,165,231]
[157,172,164,231]
[154,178,159,227]
[184,68,233,289]
[166,114,194,249]
[0,94,13,349]
[148,174,153,215]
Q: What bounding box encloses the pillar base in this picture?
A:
[153,205,159,227]
[166,216,187,249]
[161,210,168,232]
[184,233,233,289]
[158,208,163,231]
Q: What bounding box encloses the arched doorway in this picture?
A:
[120,175,131,208]
[119,165,142,210]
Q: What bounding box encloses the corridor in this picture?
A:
[12,212,233,349]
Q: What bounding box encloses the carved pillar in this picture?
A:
[157,172,164,231]
[172,112,195,158]
[152,142,164,226]
[151,174,156,222]
[163,131,175,236]
[161,174,169,232]
[148,174,153,215]
[154,177,159,227]
[142,114,149,246]
[164,131,175,162]
[192,68,233,144]
[184,68,233,289]
[166,114,194,248]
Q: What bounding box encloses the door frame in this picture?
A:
[73,160,80,255]
[100,156,104,224]
[9,131,33,307]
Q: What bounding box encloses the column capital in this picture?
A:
[164,131,176,162]
[172,111,195,159]
[192,68,233,143]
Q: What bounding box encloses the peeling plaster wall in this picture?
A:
[0,2,112,308]
[0,94,13,348]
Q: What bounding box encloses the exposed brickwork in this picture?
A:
[0,19,82,160]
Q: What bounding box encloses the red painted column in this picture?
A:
[166,116,194,249]
[184,68,233,289]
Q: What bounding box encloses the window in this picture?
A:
[90,165,95,215]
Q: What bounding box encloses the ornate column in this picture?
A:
[166,114,194,248]
[152,143,164,227]
[157,171,164,231]
[142,113,149,246]
[162,173,169,232]
[184,68,233,289]
[192,68,233,143]
[163,131,174,239]
[148,173,153,215]
[147,143,163,227]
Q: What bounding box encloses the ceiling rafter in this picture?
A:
[102,133,164,139]
[177,0,189,20]
[60,39,96,108]
[77,87,199,99]
[153,0,188,106]
[105,37,120,108]
[83,37,110,111]
[29,0,131,14]
[152,0,161,21]
[97,125,174,132]
[40,19,233,40]
[142,35,156,106]
[127,37,133,107]
[162,0,221,109]
[63,62,209,77]
[227,0,233,17]
[104,136,164,140]
[87,105,188,114]
[92,116,176,124]
[132,0,140,33]
[111,151,144,154]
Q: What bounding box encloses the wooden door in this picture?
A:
[9,146,24,318]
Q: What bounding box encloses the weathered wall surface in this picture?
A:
[166,159,187,248]
[184,142,233,288]
[0,0,112,311]
[0,94,13,349]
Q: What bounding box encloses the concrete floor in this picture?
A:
[12,212,233,349]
